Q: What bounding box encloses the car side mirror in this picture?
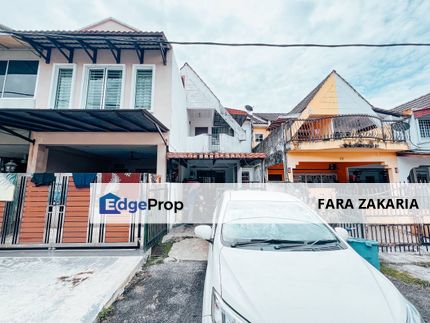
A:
[195,225,212,242]
[335,227,349,241]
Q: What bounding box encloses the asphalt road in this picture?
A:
[389,278,430,323]
[103,260,206,323]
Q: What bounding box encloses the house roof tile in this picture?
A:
[391,92,430,113]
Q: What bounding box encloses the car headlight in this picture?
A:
[405,299,423,323]
[211,289,249,323]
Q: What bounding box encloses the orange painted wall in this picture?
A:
[294,161,383,183]
[0,202,5,235]
[62,177,90,243]
[19,181,49,244]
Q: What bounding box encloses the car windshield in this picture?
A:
[222,201,337,247]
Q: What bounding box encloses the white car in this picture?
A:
[194,190,423,323]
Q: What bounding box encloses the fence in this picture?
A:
[332,223,429,252]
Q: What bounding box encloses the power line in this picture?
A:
[166,41,430,48]
[7,31,430,48]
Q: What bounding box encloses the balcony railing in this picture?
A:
[285,115,407,143]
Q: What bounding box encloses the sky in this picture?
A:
[1,0,430,113]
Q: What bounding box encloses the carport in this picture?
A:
[0,109,168,177]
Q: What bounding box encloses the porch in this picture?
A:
[0,109,169,180]
[166,152,265,183]
[267,151,400,183]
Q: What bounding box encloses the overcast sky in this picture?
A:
[1,0,430,113]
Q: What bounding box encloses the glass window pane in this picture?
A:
[86,69,104,109]
[3,60,38,98]
[54,68,73,109]
[104,69,122,109]
[0,61,7,97]
[134,69,152,109]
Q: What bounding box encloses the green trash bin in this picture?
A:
[347,238,380,270]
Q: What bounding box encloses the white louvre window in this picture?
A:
[134,69,153,109]
[54,68,73,109]
[418,119,430,138]
[85,68,123,109]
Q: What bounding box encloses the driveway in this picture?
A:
[0,251,144,323]
[103,260,206,323]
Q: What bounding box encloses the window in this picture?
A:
[133,67,153,109]
[418,119,430,138]
[195,127,208,136]
[85,67,123,109]
[0,60,38,98]
[255,133,264,142]
[53,67,74,109]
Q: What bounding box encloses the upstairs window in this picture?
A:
[0,60,38,98]
[133,66,154,110]
[418,119,430,138]
[85,67,123,109]
[255,133,264,142]
[52,66,74,109]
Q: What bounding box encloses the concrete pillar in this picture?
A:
[388,167,400,183]
[156,144,167,182]
[27,143,49,173]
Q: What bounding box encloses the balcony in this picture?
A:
[254,115,409,157]
[286,115,407,143]
[185,133,250,153]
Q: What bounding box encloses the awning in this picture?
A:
[8,30,170,65]
[0,109,168,134]
[167,152,266,159]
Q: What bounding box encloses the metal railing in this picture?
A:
[331,223,429,252]
[285,115,407,143]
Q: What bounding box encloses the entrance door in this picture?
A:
[197,170,226,183]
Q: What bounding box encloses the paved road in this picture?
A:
[104,260,206,323]
[389,278,430,323]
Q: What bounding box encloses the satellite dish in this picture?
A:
[392,122,410,131]
[245,105,253,112]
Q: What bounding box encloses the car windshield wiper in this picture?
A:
[274,239,339,250]
[230,239,305,248]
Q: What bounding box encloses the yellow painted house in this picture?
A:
[255,71,409,183]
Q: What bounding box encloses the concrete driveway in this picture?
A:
[0,250,144,323]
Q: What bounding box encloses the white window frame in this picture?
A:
[130,64,155,111]
[0,59,40,100]
[417,118,430,139]
[48,63,76,109]
[80,64,126,109]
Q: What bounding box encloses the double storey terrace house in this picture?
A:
[0,18,188,179]
[391,92,430,182]
[254,70,409,183]
[166,63,265,183]
[0,18,189,249]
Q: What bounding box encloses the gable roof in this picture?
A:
[288,72,332,115]
[391,92,430,113]
[288,70,379,117]
[80,17,140,32]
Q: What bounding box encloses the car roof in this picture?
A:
[225,190,301,202]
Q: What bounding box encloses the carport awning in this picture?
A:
[0,109,168,133]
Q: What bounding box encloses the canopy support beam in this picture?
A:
[106,40,121,63]
[0,125,35,144]
[77,39,98,63]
